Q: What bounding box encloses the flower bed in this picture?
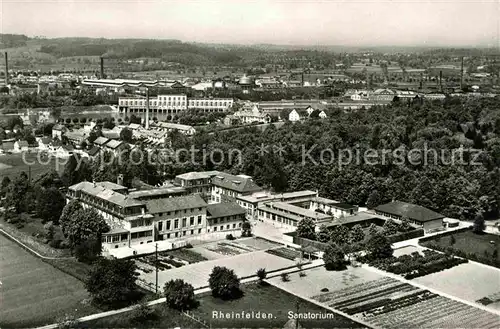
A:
[265,247,301,261]
[161,248,208,264]
[368,249,468,279]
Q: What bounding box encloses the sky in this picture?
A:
[1,0,499,47]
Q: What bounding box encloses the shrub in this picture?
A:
[226,234,235,240]
[323,243,347,271]
[321,288,329,292]
[281,273,290,282]
[208,266,241,300]
[49,239,63,249]
[163,279,197,310]
[256,268,267,284]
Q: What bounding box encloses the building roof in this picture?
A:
[128,123,142,130]
[211,172,262,194]
[312,197,357,210]
[128,186,187,199]
[375,201,444,223]
[15,140,29,147]
[96,181,127,191]
[102,131,120,140]
[237,190,317,204]
[176,172,212,180]
[104,139,124,149]
[93,136,110,146]
[206,202,246,219]
[145,194,207,214]
[155,122,195,132]
[87,146,100,156]
[266,201,331,220]
[324,211,384,228]
[68,181,144,208]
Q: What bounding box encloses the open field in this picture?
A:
[0,233,98,328]
[414,262,500,310]
[86,283,364,328]
[0,153,65,180]
[421,230,500,267]
[139,250,297,290]
[270,266,500,329]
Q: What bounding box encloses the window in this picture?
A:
[145,219,152,226]
[190,229,194,235]
[190,217,194,226]
[226,225,230,230]
[131,232,138,239]
[233,223,236,228]
[182,218,187,227]
[167,233,171,239]
[121,233,128,241]
[220,225,223,231]
[197,216,202,224]
[166,220,171,230]
[214,227,217,232]
[158,221,163,231]
[175,232,178,238]
[183,231,186,236]
[174,219,179,229]
[198,228,202,234]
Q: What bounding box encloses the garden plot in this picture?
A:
[270,266,500,329]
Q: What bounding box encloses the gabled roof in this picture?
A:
[375,201,444,223]
[105,140,125,149]
[176,172,211,180]
[68,181,143,208]
[207,202,246,219]
[93,137,110,146]
[102,131,120,140]
[211,172,262,194]
[87,146,100,156]
[145,194,207,214]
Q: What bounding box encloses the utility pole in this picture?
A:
[155,242,158,294]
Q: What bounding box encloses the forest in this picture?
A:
[63,96,500,222]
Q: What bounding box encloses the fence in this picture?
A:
[181,310,210,328]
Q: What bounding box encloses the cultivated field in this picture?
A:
[0,153,64,180]
[0,234,98,328]
[269,266,500,329]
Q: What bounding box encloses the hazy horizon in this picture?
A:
[1,0,499,48]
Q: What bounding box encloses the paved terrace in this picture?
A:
[140,250,298,290]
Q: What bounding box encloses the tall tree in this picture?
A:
[163,279,197,310]
[60,199,83,236]
[208,266,241,300]
[65,208,109,248]
[296,218,316,240]
[473,213,486,234]
[349,224,365,243]
[366,233,393,259]
[323,243,346,271]
[36,187,66,224]
[85,258,139,307]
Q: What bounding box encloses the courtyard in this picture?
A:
[139,249,298,290]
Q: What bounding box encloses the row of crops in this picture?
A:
[312,277,500,329]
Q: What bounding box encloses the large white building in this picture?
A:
[118,95,234,117]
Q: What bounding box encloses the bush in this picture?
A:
[130,303,158,324]
[323,243,347,271]
[49,239,63,249]
[321,288,329,292]
[226,234,235,240]
[163,279,197,310]
[208,266,241,300]
[281,273,290,282]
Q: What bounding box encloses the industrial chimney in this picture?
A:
[4,52,8,85]
[100,57,105,79]
[439,70,443,93]
[460,57,464,90]
[145,88,150,130]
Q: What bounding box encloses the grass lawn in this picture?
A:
[191,283,364,328]
[85,283,364,329]
[0,233,99,328]
[421,230,500,266]
[0,152,64,180]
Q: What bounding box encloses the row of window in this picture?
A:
[210,215,243,224]
[158,216,203,231]
[210,223,241,232]
[131,218,152,228]
[102,230,153,243]
[157,209,203,217]
[164,228,202,239]
[258,210,298,227]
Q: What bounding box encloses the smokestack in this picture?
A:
[460,57,464,90]
[145,88,150,130]
[439,70,443,93]
[301,72,304,85]
[4,52,8,85]
[100,57,104,79]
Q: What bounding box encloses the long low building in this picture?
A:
[375,200,445,232]
[118,94,234,116]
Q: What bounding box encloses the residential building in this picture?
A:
[52,124,67,140]
[211,172,263,203]
[257,201,333,229]
[187,98,234,112]
[36,137,52,151]
[375,201,444,232]
[152,122,196,135]
[232,105,271,124]
[13,140,29,152]
[54,145,74,158]
[103,140,128,155]
[174,172,213,196]
[288,109,302,122]
[93,136,110,147]
[206,202,246,233]
[309,197,358,218]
